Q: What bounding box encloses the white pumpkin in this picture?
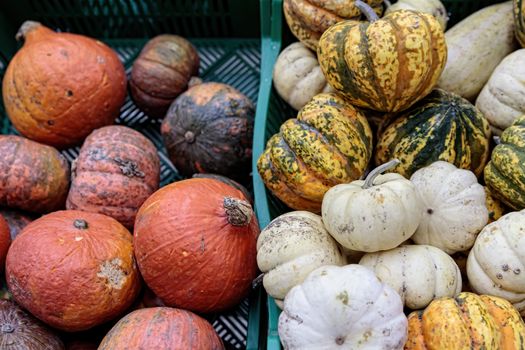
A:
[410,161,488,254]
[359,245,462,309]
[256,211,346,308]
[467,210,525,315]
[322,159,423,253]
[385,0,448,30]
[476,49,525,135]
[272,42,333,111]
[278,264,407,350]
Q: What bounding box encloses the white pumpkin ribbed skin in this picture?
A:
[278,265,407,350]
[384,0,448,30]
[359,245,462,309]
[467,210,525,315]
[321,173,422,252]
[272,42,333,111]
[410,161,488,254]
[256,211,346,307]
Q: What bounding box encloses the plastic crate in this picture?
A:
[252,0,508,349]
[0,1,264,349]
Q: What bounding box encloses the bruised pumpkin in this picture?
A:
[2,21,126,148]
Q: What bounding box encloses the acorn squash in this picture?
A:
[515,0,525,47]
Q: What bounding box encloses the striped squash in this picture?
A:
[485,115,525,210]
[484,186,506,223]
[317,2,447,113]
[376,89,491,178]
[257,93,373,213]
[405,292,525,350]
[515,0,525,47]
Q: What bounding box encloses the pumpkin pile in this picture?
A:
[258,0,525,348]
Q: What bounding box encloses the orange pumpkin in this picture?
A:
[134,178,259,313]
[6,210,141,332]
[0,209,35,240]
[0,214,11,272]
[2,21,127,148]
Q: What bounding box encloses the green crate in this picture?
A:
[0,1,265,349]
[252,0,508,349]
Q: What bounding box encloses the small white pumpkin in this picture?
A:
[256,211,346,308]
[322,159,423,253]
[476,49,525,135]
[410,161,488,254]
[467,210,525,315]
[272,42,333,111]
[385,0,448,30]
[278,264,407,350]
[359,245,462,309]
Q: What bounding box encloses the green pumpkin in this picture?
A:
[515,0,525,47]
[375,89,491,178]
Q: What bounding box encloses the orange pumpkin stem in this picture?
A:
[223,197,253,226]
[188,76,203,88]
[73,219,89,230]
[15,21,47,42]
[355,0,380,22]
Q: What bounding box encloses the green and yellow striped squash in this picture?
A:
[484,115,525,210]
[515,0,525,47]
[257,93,373,213]
[375,89,491,178]
[317,6,447,113]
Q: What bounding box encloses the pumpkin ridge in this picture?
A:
[288,0,343,33]
[485,163,525,210]
[129,78,176,101]
[388,15,411,112]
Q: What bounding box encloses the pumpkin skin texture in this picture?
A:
[134,178,259,313]
[66,126,160,229]
[257,211,346,308]
[0,135,69,214]
[410,161,488,254]
[405,292,525,350]
[161,82,254,180]
[360,245,462,309]
[516,0,525,47]
[467,210,525,315]
[0,300,64,350]
[192,173,253,204]
[322,160,423,253]
[5,210,141,332]
[130,35,199,119]
[317,8,447,113]
[376,89,491,178]
[279,264,407,349]
[2,21,126,148]
[384,0,448,30]
[0,215,11,273]
[0,209,35,240]
[98,307,224,350]
[257,92,373,213]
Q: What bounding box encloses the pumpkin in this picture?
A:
[0,214,11,272]
[317,1,446,113]
[467,210,525,315]
[405,292,525,349]
[360,245,462,309]
[283,0,383,50]
[0,135,69,213]
[437,2,517,101]
[279,264,407,349]
[516,0,525,47]
[485,186,506,223]
[66,126,160,229]
[257,92,372,213]
[273,42,333,111]
[0,300,64,350]
[161,82,254,180]
[376,89,491,178]
[2,21,126,148]
[384,0,448,30]
[410,161,488,254]
[134,178,258,313]
[6,210,141,331]
[322,159,422,252]
[192,173,252,204]
[130,35,199,119]
[256,211,346,308]
[476,49,525,135]
[484,115,525,210]
[0,209,35,240]
[98,307,223,350]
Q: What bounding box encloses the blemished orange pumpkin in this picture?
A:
[2,21,127,148]
[134,178,259,313]
[98,307,224,350]
[6,210,141,332]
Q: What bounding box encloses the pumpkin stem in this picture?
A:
[493,135,501,145]
[188,76,203,88]
[15,20,43,42]
[355,0,380,22]
[223,197,253,226]
[73,219,89,230]
[362,159,400,189]
[383,0,392,8]
[252,273,264,288]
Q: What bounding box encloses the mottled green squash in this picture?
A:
[515,0,525,47]
[257,93,372,213]
[376,89,491,178]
